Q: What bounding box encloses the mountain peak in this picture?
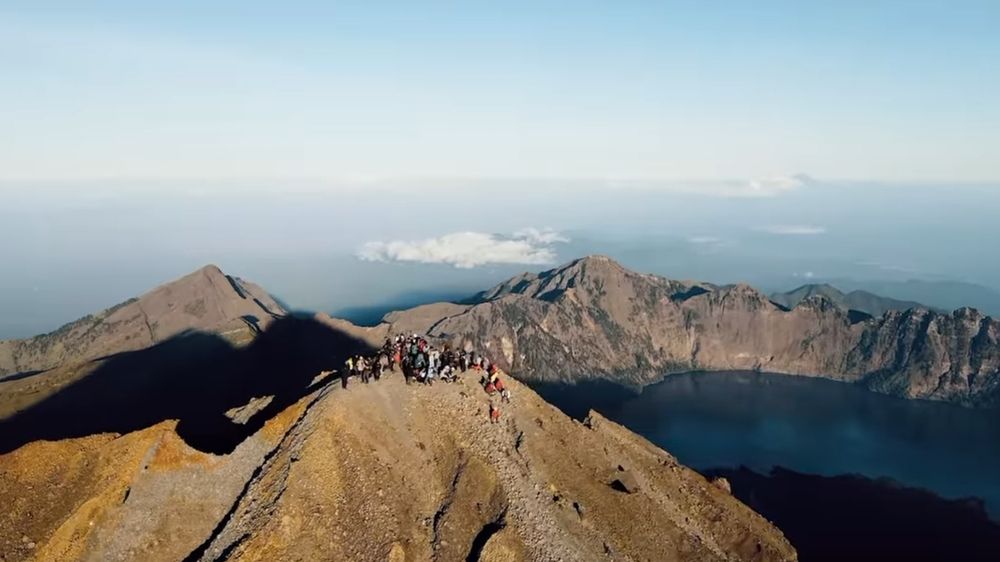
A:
[475,255,652,305]
[196,263,225,276]
[571,254,623,267]
[0,265,285,377]
[560,255,631,277]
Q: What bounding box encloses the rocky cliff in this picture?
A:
[381,256,1000,406]
[0,265,284,379]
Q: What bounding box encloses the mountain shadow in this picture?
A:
[704,466,1000,562]
[0,316,374,455]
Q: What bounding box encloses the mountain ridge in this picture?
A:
[769,283,934,317]
[380,256,1000,407]
[0,263,796,561]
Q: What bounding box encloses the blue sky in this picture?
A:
[2,1,998,181]
[2,2,1000,338]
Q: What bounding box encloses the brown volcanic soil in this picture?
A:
[0,371,796,562]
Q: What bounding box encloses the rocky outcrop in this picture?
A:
[382,256,1000,406]
[0,265,284,378]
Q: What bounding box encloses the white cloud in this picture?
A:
[512,227,570,245]
[756,225,827,235]
[744,174,813,197]
[687,235,724,245]
[604,173,815,198]
[357,229,569,268]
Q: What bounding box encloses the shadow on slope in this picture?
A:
[704,466,1000,562]
[0,316,373,455]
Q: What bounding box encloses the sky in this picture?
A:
[2,1,999,181]
[1,2,999,338]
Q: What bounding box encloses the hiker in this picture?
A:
[357,356,369,384]
[489,402,501,424]
[428,348,440,371]
[343,356,353,389]
[501,388,511,404]
[413,351,427,378]
[401,355,413,385]
[377,353,388,380]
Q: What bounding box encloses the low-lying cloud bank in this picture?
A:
[358,228,569,268]
[605,173,815,198]
[756,224,827,235]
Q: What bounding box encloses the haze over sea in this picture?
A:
[3,180,1000,340]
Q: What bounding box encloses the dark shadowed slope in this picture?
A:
[0,316,373,455]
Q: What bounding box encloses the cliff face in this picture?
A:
[383,256,1000,406]
[0,265,284,378]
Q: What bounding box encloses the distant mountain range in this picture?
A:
[769,283,933,317]
[824,278,1000,317]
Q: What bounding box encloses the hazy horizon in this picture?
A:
[3,1,999,338]
[3,177,999,339]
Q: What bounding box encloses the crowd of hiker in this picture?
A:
[340,334,512,421]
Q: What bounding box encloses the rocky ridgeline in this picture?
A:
[1,256,997,560]
[380,256,1000,407]
[0,354,796,562]
[0,263,796,561]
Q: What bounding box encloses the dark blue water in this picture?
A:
[533,371,1000,520]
